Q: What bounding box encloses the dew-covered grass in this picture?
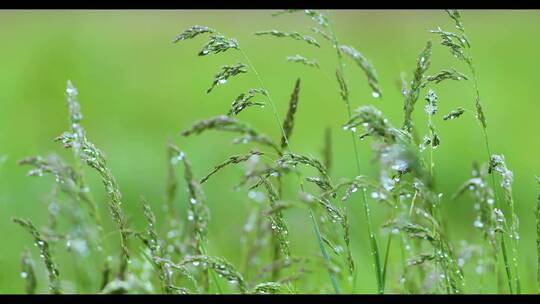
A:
[1,9,540,294]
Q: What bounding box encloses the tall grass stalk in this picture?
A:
[432,10,519,293]
[238,42,342,294]
[326,11,384,294]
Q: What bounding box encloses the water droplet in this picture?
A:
[473,218,484,228]
[20,272,28,279]
[371,91,380,98]
[190,198,197,205]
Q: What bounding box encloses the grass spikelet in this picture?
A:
[335,69,349,103]
[254,30,320,48]
[432,11,491,132]
[311,27,332,41]
[252,282,282,294]
[422,89,440,151]
[180,151,210,248]
[305,176,334,195]
[300,192,342,224]
[453,163,497,250]
[343,105,396,142]
[138,197,176,294]
[286,55,319,68]
[303,10,329,27]
[489,154,520,292]
[58,81,104,232]
[228,89,267,116]
[262,180,290,258]
[200,150,263,184]
[277,152,330,182]
[281,78,301,149]
[272,9,329,27]
[426,69,468,84]
[179,255,247,293]
[198,34,239,56]
[20,248,37,294]
[206,63,248,94]
[407,253,436,267]
[19,155,77,189]
[56,80,130,276]
[239,164,291,191]
[181,115,256,137]
[181,115,280,153]
[13,218,61,294]
[172,25,215,43]
[166,140,183,216]
[271,9,299,17]
[402,40,432,133]
[443,108,465,121]
[177,149,212,291]
[339,45,382,98]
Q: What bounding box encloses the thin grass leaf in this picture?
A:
[286,55,319,68]
[322,127,332,174]
[172,25,215,43]
[255,30,320,47]
[207,63,248,94]
[339,45,382,98]
[281,78,301,149]
[13,218,61,294]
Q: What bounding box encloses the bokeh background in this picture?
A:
[0,10,539,293]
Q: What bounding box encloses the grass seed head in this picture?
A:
[207,63,248,94]
[172,25,215,43]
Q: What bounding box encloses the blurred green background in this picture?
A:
[0,10,539,293]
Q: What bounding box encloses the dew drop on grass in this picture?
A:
[473,218,484,228]
[371,91,380,98]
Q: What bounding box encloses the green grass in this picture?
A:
[1,10,540,294]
